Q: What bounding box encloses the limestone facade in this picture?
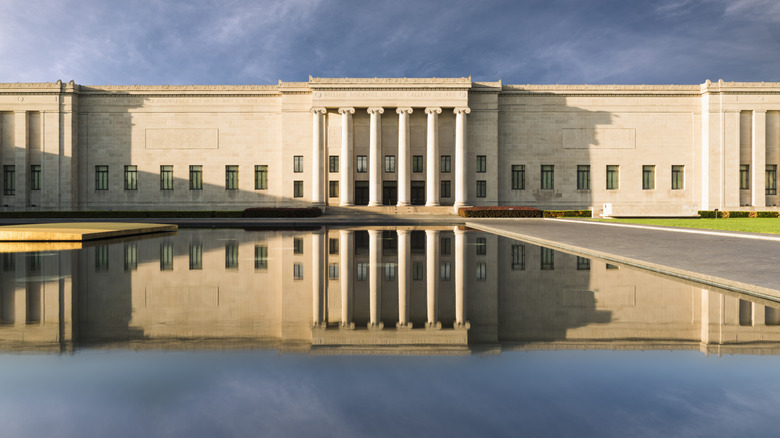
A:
[1,78,779,216]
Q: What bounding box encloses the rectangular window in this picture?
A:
[255,165,267,190]
[329,156,339,173]
[293,237,304,254]
[642,165,655,190]
[767,165,777,195]
[441,155,451,173]
[30,165,41,190]
[672,165,684,190]
[440,236,451,255]
[160,242,174,271]
[412,155,423,173]
[125,165,137,190]
[577,165,590,190]
[189,243,202,270]
[511,244,525,270]
[189,165,202,190]
[294,156,304,173]
[606,165,619,190]
[225,241,239,269]
[293,180,303,198]
[293,262,304,280]
[476,237,487,255]
[160,165,174,190]
[329,263,339,279]
[512,165,525,190]
[329,181,339,198]
[440,262,451,280]
[357,155,367,173]
[254,245,268,270]
[740,164,750,189]
[441,180,451,198]
[95,246,109,272]
[412,261,424,281]
[225,165,239,190]
[541,165,554,190]
[124,243,137,271]
[384,263,396,281]
[476,155,486,173]
[385,155,395,173]
[95,165,109,190]
[3,165,15,196]
[577,256,590,271]
[329,238,339,255]
[476,180,486,198]
[476,262,486,281]
[540,247,554,270]
[357,262,368,280]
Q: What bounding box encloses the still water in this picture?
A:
[1,227,779,437]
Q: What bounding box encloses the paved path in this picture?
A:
[467,218,780,301]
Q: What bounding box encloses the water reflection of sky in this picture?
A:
[0,350,778,437]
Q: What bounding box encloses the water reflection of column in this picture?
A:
[339,230,355,329]
[425,230,441,329]
[368,229,383,329]
[312,230,324,327]
[397,230,412,329]
[14,255,27,326]
[454,227,468,328]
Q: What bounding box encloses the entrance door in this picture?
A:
[354,181,369,206]
[383,181,397,205]
[411,181,425,206]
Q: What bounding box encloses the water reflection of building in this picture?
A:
[2,228,780,356]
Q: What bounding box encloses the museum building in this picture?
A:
[0,77,779,216]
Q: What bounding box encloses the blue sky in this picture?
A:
[1,0,779,85]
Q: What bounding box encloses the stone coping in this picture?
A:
[0,222,177,242]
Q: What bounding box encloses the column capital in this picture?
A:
[396,107,413,115]
[311,107,327,115]
[453,107,471,115]
[338,107,355,115]
[367,107,385,115]
[425,107,442,115]
[396,229,411,236]
[754,109,767,114]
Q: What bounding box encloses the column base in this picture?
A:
[339,202,354,207]
[425,202,440,207]
[367,321,385,330]
[396,201,411,207]
[453,321,471,330]
[425,321,442,330]
[453,202,469,208]
[340,321,356,330]
[312,202,325,208]
[367,202,382,207]
[396,322,413,330]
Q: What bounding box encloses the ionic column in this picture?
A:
[396,229,412,329]
[454,107,471,208]
[312,230,325,327]
[752,110,767,207]
[425,108,442,206]
[397,108,413,206]
[311,108,326,206]
[339,108,355,206]
[454,227,468,328]
[339,230,354,328]
[425,230,441,329]
[368,229,383,329]
[367,108,384,207]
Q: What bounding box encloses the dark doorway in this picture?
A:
[355,181,369,206]
[383,181,397,205]
[411,181,425,206]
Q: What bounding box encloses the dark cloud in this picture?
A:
[0,0,778,84]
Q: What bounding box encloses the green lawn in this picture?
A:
[590,218,780,235]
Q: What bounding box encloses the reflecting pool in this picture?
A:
[1,227,779,437]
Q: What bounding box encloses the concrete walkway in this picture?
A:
[467,218,780,301]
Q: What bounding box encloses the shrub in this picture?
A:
[756,211,780,218]
[458,206,542,218]
[543,210,592,218]
[728,211,750,218]
[242,207,322,218]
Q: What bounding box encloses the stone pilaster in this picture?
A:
[311,108,326,206]
[338,108,355,206]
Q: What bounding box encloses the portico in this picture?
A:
[308,77,472,211]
